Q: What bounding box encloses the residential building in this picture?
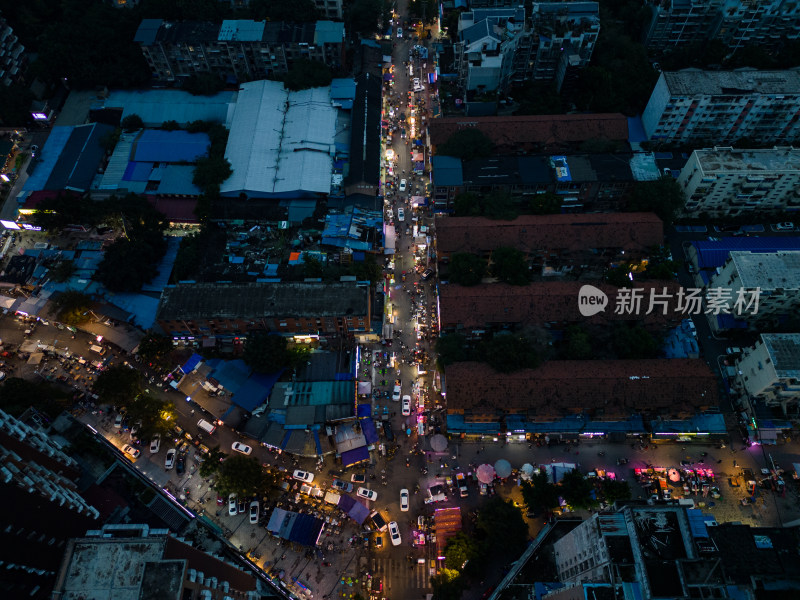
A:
[0,409,101,599]
[529,2,600,92]
[643,0,726,51]
[642,70,800,144]
[134,19,345,83]
[0,12,25,86]
[313,0,344,19]
[707,251,800,330]
[52,523,263,599]
[444,359,718,427]
[677,146,800,216]
[429,113,629,155]
[436,212,663,261]
[735,334,800,418]
[156,281,371,340]
[454,7,529,92]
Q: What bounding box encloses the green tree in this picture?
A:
[604,263,634,288]
[0,377,71,417]
[49,260,77,283]
[193,156,233,189]
[625,177,685,225]
[489,246,528,285]
[483,334,540,373]
[448,253,486,286]
[53,290,93,325]
[243,333,290,373]
[514,81,563,116]
[32,193,108,232]
[283,59,333,91]
[182,73,224,96]
[483,189,517,220]
[249,0,320,21]
[521,471,560,513]
[121,114,144,131]
[95,239,161,292]
[93,365,143,408]
[453,192,483,217]
[560,469,595,509]
[0,83,34,126]
[436,333,469,369]
[126,393,176,443]
[612,323,660,359]
[529,192,562,215]
[199,446,227,478]
[215,455,276,498]
[564,325,593,360]
[645,261,678,280]
[444,532,478,572]
[136,334,174,368]
[599,479,632,505]
[430,568,465,600]
[476,497,528,559]
[436,128,494,161]
[347,0,385,36]
[100,128,122,153]
[160,120,181,131]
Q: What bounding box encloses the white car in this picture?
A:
[164,448,176,470]
[413,84,425,93]
[121,444,140,459]
[249,500,260,524]
[293,470,314,483]
[413,77,420,86]
[392,384,402,401]
[400,489,409,512]
[775,222,795,231]
[357,487,378,501]
[149,434,161,454]
[402,395,411,416]
[397,27,403,38]
[232,441,253,455]
[398,207,405,221]
[114,414,124,430]
[398,180,407,193]
[388,521,401,546]
[228,493,237,516]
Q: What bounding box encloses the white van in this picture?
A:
[197,419,216,434]
[89,345,106,355]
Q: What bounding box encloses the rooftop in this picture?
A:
[444,360,717,419]
[102,89,236,127]
[728,251,800,290]
[345,73,382,188]
[156,282,369,321]
[760,334,800,379]
[435,213,663,255]
[459,155,553,186]
[693,146,800,173]
[218,19,266,42]
[663,69,800,96]
[429,114,629,152]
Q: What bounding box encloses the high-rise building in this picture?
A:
[0,12,25,86]
[735,334,800,419]
[642,70,800,144]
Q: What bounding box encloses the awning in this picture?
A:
[360,417,379,445]
[341,445,370,467]
[337,495,370,525]
[357,381,372,395]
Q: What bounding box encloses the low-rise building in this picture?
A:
[735,334,800,419]
[678,146,800,217]
[156,281,371,340]
[642,70,800,145]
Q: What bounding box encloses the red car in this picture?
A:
[216,495,225,506]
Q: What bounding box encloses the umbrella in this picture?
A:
[668,468,681,482]
[494,459,512,479]
[430,434,448,452]
[520,463,534,480]
[477,464,496,483]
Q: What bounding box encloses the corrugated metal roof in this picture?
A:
[22,126,73,193]
[132,130,210,163]
[314,21,345,44]
[98,132,138,190]
[218,19,266,41]
[693,237,800,269]
[156,165,202,195]
[104,89,236,127]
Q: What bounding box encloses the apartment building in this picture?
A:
[134,19,345,83]
[643,0,800,53]
[454,7,529,92]
[678,146,800,216]
[735,334,800,418]
[314,0,343,19]
[0,12,25,86]
[642,70,800,144]
[156,281,371,340]
[707,251,800,329]
[529,2,600,92]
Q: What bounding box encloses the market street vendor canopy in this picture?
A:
[477,463,496,483]
[430,433,448,452]
[520,463,534,480]
[494,459,512,479]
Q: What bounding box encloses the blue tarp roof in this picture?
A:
[693,237,800,269]
[156,164,202,195]
[360,417,379,445]
[357,404,372,417]
[627,116,647,143]
[133,130,211,163]
[123,161,154,181]
[106,292,160,329]
[313,430,323,455]
[209,359,252,395]
[182,353,204,373]
[233,370,283,411]
[341,445,370,467]
[267,508,324,547]
[687,509,715,539]
[432,155,463,186]
[337,494,370,524]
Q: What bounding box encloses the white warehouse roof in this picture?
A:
[221,80,338,198]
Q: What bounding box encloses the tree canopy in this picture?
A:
[121,114,144,132]
[437,129,494,161]
[430,568,465,600]
[243,333,291,373]
[612,323,661,359]
[521,471,560,514]
[448,253,486,286]
[489,246,529,285]
[564,325,593,360]
[443,532,479,572]
[182,73,224,96]
[625,177,685,224]
[483,334,540,373]
[93,365,143,408]
[435,334,469,369]
[125,392,176,443]
[560,469,596,509]
[136,333,174,369]
[0,377,71,418]
[529,192,562,215]
[215,455,277,498]
[475,497,528,559]
[283,59,334,91]
[53,290,93,325]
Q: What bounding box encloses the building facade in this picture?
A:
[678,146,800,216]
[0,12,25,86]
[529,2,600,92]
[135,19,346,83]
[735,334,800,417]
[643,0,724,51]
[157,281,372,340]
[313,0,343,19]
[642,70,800,144]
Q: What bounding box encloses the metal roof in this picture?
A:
[132,130,210,163]
[104,89,236,127]
[432,155,463,186]
[218,19,266,41]
[314,20,345,44]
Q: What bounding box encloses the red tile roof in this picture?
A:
[439,282,683,330]
[430,114,629,153]
[445,360,717,420]
[435,213,663,256]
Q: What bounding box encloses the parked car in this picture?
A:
[357,487,378,501]
[398,180,407,193]
[392,384,402,401]
[176,454,186,475]
[398,207,405,221]
[149,434,161,454]
[351,474,367,484]
[375,535,383,549]
[129,420,142,440]
[421,268,434,281]
[397,27,403,38]
[726,347,742,356]
[121,444,140,459]
[231,441,252,455]
[249,500,259,524]
[332,479,354,493]
[114,414,124,430]
[400,489,409,511]
[293,470,314,483]
[164,448,176,470]
[402,395,411,416]
[388,521,401,546]
[775,222,795,231]
[228,494,238,516]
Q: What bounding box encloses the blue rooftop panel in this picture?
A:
[123,161,154,182]
[693,237,800,269]
[133,130,211,163]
